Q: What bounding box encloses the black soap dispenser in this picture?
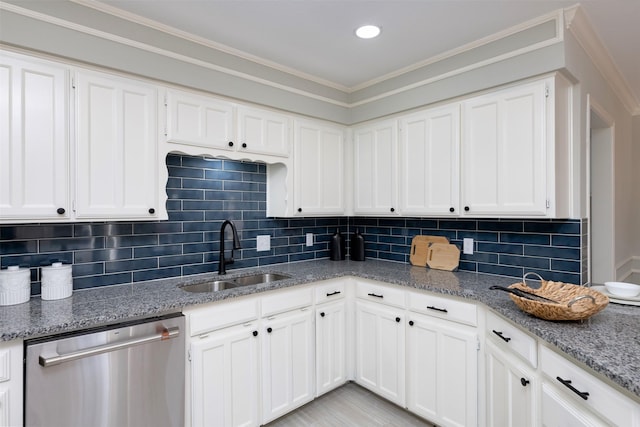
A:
[351,229,365,261]
[329,229,345,261]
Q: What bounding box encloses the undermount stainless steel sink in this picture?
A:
[231,272,291,286]
[179,272,291,293]
[180,280,237,293]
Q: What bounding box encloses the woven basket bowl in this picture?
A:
[508,273,609,321]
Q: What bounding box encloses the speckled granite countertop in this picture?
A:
[1,259,638,400]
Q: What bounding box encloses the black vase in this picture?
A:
[351,229,365,261]
[329,229,345,261]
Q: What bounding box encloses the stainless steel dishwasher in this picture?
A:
[25,313,185,427]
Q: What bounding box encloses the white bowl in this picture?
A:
[604,281,640,297]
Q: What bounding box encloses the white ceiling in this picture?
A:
[94,0,639,103]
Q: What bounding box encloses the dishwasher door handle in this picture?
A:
[39,326,181,367]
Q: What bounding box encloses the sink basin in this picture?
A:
[179,272,291,293]
[231,272,291,286]
[180,280,237,293]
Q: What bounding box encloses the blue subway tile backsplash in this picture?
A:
[0,154,585,295]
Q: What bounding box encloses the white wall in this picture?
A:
[563,28,636,281]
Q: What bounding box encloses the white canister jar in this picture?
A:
[41,262,73,300]
[0,266,31,306]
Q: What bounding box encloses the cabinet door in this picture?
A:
[293,119,345,215]
[0,53,69,221]
[166,88,234,151]
[485,340,536,427]
[237,106,290,157]
[75,69,159,219]
[0,340,23,427]
[406,313,477,427]
[262,308,315,424]
[190,323,260,427]
[355,301,405,406]
[315,301,347,396]
[461,81,547,216]
[399,104,460,216]
[352,119,398,215]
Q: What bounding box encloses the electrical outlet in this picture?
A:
[306,233,314,247]
[463,238,474,255]
[256,235,271,252]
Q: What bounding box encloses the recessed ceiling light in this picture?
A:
[355,25,381,39]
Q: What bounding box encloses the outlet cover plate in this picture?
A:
[306,233,314,247]
[257,235,271,252]
[463,238,474,255]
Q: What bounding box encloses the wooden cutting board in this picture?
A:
[409,235,449,266]
[427,243,460,271]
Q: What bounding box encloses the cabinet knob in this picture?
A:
[242,143,247,148]
[409,320,414,326]
[56,207,65,215]
[390,207,395,212]
[320,312,325,317]
[464,206,470,212]
[449,207,455,213]
[520,378,530,387]
[148,208,155,214]
[267,327,273,333]
[297,208,302,213]
[228,141,234,147]
[252,331,258,337]
[395,317,401,323]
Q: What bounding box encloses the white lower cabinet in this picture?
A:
[0,340,23,427]
[485,340,536,427]
[315,300,347,396]
[190,322,260,427]
[184,280,640,427]
[355,300,405,406]
[406,312,478,427]
[540,344,640,427]
[261,308,315,424]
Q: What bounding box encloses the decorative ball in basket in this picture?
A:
[492,272,609,321]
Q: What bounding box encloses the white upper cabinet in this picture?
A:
[352,119,398,215]
[165,88,234,151]
[399,104,460,216]
[0,52,70,222]
[75,69,160,219]
[236,105,290,158]
[461,77,569,217]
[293,119,345,216]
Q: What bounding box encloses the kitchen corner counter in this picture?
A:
[1,258,639,400]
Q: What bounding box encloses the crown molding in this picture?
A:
[69,0,352,93]
[564,5,640,116]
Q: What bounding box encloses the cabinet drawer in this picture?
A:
[261,286,313,317]
[187,298,259,336]
[408,291,477,326]
[486,311,537,368]
[314,279,346,304]
[355,280,405,308]
[540,345,640,427]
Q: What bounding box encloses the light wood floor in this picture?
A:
[264,382,435,427]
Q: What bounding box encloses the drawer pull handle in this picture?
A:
[520,378,530,387]
[556,376,589,400]
[368,293,383,299]
[326,291,341,296]
[427,305,448,313]
[492,330,511,342]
